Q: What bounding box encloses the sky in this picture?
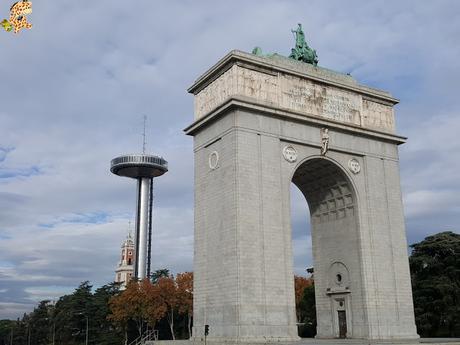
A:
[0,0,459,319]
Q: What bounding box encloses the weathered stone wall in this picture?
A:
[193,54,395,134]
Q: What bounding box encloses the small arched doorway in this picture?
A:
[291,157,362,339]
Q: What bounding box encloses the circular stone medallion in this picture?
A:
[209,151,219,170]
[348,158,361,174]
[283,146,297,163]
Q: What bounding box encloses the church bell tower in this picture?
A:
[115,231,135,288]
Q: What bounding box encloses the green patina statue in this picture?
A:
[289,23,318,66]
[251,46,275,57]
[251,24,319,66]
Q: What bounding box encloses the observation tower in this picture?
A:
[110,153,168,279]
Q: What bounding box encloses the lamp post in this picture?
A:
[9,324,13,345]
[52,321,56,345]
[27,321,31,345]
[44,317,56,345]
[85,316,88,345]
[75,312,88,345]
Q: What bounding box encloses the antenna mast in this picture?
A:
[142,115,147,154]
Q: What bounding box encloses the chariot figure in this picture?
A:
[289,23,318,66]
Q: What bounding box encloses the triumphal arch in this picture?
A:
[185,30,418,343]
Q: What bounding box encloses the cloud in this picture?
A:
[404,189,460,218]
[0,0,459,319]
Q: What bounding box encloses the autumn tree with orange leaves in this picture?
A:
[155,276,179,340]
[295,275,316,338]
[108,271,196,341]
[176,272,193,338]
[294,275,313,323]
[109,279,167,343]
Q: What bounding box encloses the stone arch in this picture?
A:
[290,157,362,338]
[291,157,358,224]
[187,50,420,342]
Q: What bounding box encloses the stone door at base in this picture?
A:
[331,295,350,338]
[338,311,347,338]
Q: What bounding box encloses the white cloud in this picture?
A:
[0,302,36,320]
[404,189,460,218]
[400,112,460,224]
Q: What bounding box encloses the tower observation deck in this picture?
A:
[110,154,168,280]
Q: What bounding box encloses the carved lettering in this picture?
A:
[194,64,395,133]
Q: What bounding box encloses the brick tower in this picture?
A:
[115,231,135,288]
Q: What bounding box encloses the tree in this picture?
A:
[109,278,169,343]
[143,279,167,330]
[298,283,316,338]
[151,269,171,283]
[176,272,193,338]
[28,300,53,345]
[410,231,460,337]
[294,275,316,338]
[2,271,195,344]
[91,283,122,345]
[108,287,131,345]
[53,281,93,345]
[294,276,312,323]
[0,320,14,345]
[155,276,178,340]
[109,280,147,339]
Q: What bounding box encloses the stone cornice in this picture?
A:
[188,50,399,106]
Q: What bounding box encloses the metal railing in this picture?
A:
[111,155,168,169]
[128,329,159,345]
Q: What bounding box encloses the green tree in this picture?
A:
[54,281,93,344]
[28,300,53,344]
[46,280,124,345]
[298,283,316,338]
[294,276,312,323]
[151,269,171,283]
[90,283,122,345]
[410,231,460,337]
[0,319,14,345]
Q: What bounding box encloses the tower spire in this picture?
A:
[127,220,133,239]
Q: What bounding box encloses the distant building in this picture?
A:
[115,232,134,288]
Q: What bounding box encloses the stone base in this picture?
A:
[147,339,460,345]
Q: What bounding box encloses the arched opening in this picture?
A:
[291,157,360,339]
[291,183,316,337]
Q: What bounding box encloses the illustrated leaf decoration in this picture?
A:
[1,19,13,32]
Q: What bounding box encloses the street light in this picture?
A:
[49,300,56,345]
[52,321,56,345]
[75,312,88,345]
[27,320,31,345]
[44,317,55,345]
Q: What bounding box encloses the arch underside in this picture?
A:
[292,158,355,223]
[292,158,362,339]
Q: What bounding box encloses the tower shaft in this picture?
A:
[135,177,151,279]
